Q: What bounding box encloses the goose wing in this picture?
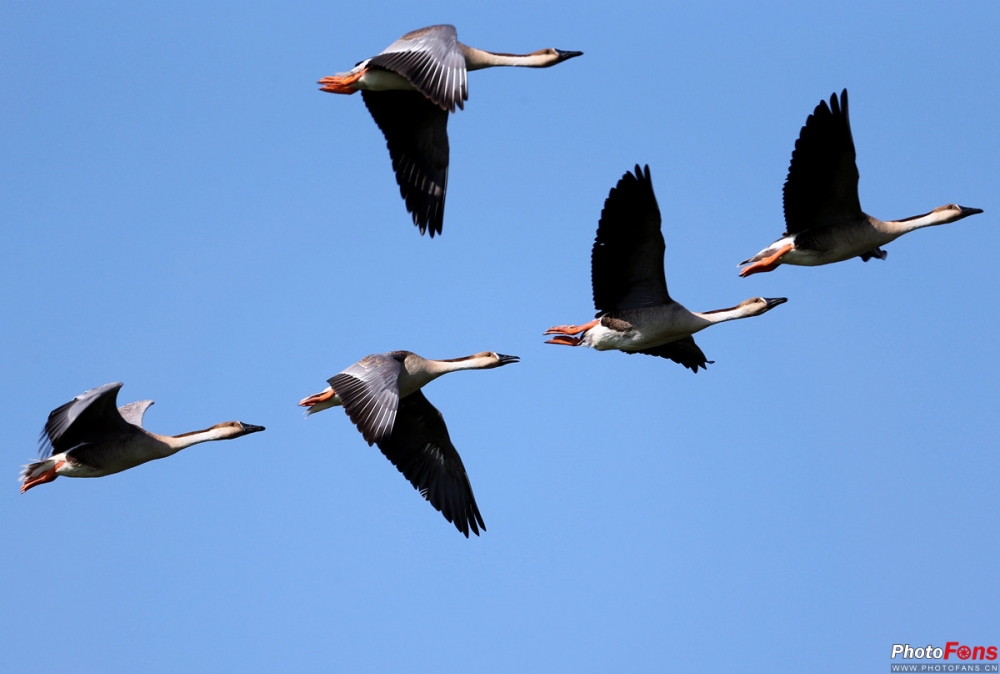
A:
[39,382,135,459]
[117,400,154,427]
[367,24,468,113]
[591,164,671,316]
[362,91,449,237]
[329,353,404,446]
[629,336,713,373]
[782,89,862,235]
[375,390,485,537]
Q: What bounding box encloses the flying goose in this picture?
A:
[544,165,787,371]
[319,24,582,237]
[20,382,265,493]
[739,89,983,276]
[298,350,519,537]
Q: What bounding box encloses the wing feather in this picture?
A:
[362,90,449,236]
[782,89,863,234]
[375,391,485,537]
[368,25,468,112]
[329,354,404,445]
[628,336,713,373]
[591,165,671,315]
[39,382,134,459]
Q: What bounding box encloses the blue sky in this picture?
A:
[2,1,998,671]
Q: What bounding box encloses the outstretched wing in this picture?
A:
[376,390,485,537]
[782,89,863,235]
[591,164,671,315]
[362,90,450,237]
[40,382,134,458]
[367,24,469,112]
[628,336,713,373]
[117,400,154,428]
[329,353,404,446]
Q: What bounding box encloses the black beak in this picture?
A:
[764,297,788,309]
[555,49,584,62]
[239,422,266,434]
[959,206,984,218]
[496,354,520,366]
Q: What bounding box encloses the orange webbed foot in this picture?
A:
[543,319,599,336]
[20,460,64,494]
[739,243,793,277]
[318,68,367,94]
[545,335,583,346]
[543,319,598,346]
[298,388,336,408]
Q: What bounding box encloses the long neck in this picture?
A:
[422,354,497,377]
[397,354,495,399]
[461,45,555,70]
[880,209,955,237]
[691,303,759,326]
[157,426,231,453]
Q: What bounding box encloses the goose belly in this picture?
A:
[357,69,416,92]
[790,226,894,265]
[585,321,693,352]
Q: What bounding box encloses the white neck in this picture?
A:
[157,426,232,453]
[423,354,498,377]
[691,303,760,326]
[397,353,497,399]
[462,46,556,70]
[881,209,957,237]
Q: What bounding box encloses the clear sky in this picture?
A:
[2,1,998,671]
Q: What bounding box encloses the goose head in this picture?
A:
[473,352,520,368]
[933,204,984,224]
[211,421,266,439]
[531,48,584,67]
[741,297,788,317]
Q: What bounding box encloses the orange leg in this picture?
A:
[543,319,599,336]
[21,460,65,494]
[299,388,336,408]
[544,319,598,346]
[545,335,583,346]
[318,68,367,95]
[739,243,793,277]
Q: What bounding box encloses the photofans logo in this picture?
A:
[890,642,999,672]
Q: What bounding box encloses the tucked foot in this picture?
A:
[318,69,367,94]
[20,460,64,494]
[543,319,599,336]
[299,387,336,408]
[739,243,793,277]
[545,335,583,346]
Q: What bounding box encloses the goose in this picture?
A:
[298,350,519,537]
[739,89,983,276]
[20,382,265,493]
[319,24,582,237]
[544,165,787,371]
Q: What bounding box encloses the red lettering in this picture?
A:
[945,642,960,660]
[987,646,998,661]
[974,647,986,660]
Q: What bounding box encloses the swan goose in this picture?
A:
[319,24,582,237]
[739,89,983,276]
[299,350,519,537]
[21,382,264,493]
[545,165,787,371]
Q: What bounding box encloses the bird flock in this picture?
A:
[20,25,984,538]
